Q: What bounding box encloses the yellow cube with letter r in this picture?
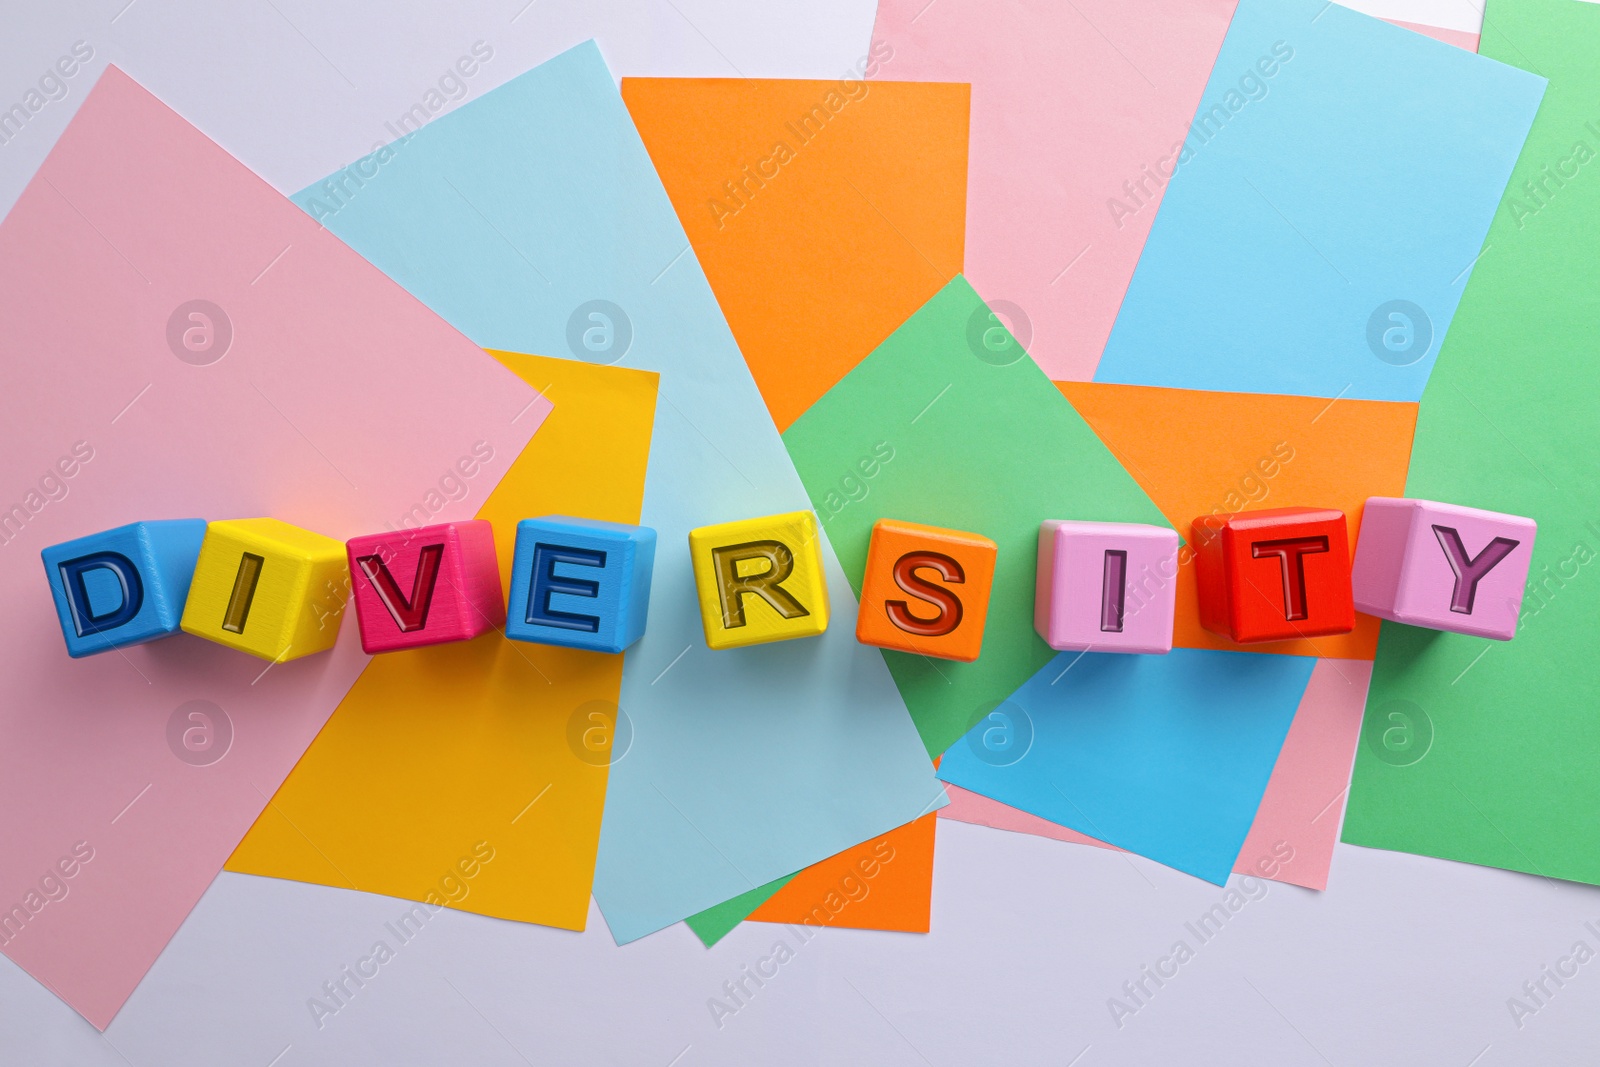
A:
[689,511,829,650]
[180,518,349,662]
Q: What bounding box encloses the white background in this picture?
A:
[8,2,1593,1064]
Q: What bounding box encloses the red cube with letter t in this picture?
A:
[1193,506,1355,644]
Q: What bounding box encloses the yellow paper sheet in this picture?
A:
[226,351,658,930]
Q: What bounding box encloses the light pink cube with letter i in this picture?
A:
[1035,520,1179,654]
[1351,497,1536,641]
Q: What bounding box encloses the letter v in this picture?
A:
[358,544,445,632]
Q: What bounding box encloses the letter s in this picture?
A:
[884,552,964,637]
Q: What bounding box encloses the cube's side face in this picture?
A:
[1350,498,1415,618]
[506,520,648,654]
[856,519,995,662]
[1034,522,1065,645]
[1391,503,1536,640]
[1047,522,1179,655]
[1225,511,1355,643]
[285,551,351,659]
[42,523,187,657]
[1192,519,1233,640]
[689,511,829,650]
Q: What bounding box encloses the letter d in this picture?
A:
[59,552,144,635]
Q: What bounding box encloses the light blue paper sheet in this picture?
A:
[1093,0,1545,401]
[939,649,1317,885]
[293,41,944,943]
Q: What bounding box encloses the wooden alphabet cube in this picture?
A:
[1035,520,1178,654]
[41,519,207,658]
[1352,497,1536,640]
[346,520,504,654]
[505,515,656,654]
[856,519,997,662]
[1194,506,1354,644]
[180,518,349,661]
[689,510,828,650]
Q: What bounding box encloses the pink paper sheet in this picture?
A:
[940,660,1373,890]
[870,2,1478,382]
[870,0,1239,382]
[0,67,549,1028]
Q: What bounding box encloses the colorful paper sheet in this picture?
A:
[0,68,543,1028]
[1093,0,1545,400]
[869,0,1238,382]
[940,648,1317,885]
[226,352,654,930]
[623,77,969,431]
[784,275,1171,758]
[289,41,945,944]
[1059,382,1419,660]
[625,75,972,940]
[1343,0,1600,884]
[942,658,1372,890]
[686,813,937,945]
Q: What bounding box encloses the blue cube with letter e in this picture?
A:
[505,515,656,654]
[41,519,207,657]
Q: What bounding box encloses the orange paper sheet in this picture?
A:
[747,813,937,933]
[226,352,658,929]
[1058,383,1418,660]
[622,77,968,431]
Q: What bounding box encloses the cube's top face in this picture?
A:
[347,520,471,560]
[1039,520,1178,653]
[1218,507,1353,642]
[524,514,656,542]
[1385,498,1537,637]
[517,516,655,556]
[347,520,502,653]
[181,518,349,661]
[859,518,997,662]
[209,517,345,562]
[1042,519,1175,547]
[688,511,828,649]
[42,519,208,656]
[870,518,997,554]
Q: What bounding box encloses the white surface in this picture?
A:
[7,1,1568,1061]
[0,0,883,217]
[0,823,1596,1064]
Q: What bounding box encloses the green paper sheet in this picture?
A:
[684,875,794,947]
[783,276,1170,757]
[1342,0,1600,881]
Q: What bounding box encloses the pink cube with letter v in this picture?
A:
[346,519,504,654]
[1035,520,1179,654]
[1351,497,1536,641]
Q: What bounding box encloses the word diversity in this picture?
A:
[41,499,1536,664]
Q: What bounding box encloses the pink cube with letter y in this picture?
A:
[1035,520,1179,654]
[346,520,504,654]
[1351,497,1536,641]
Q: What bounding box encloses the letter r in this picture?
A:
[711,540,809,628]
